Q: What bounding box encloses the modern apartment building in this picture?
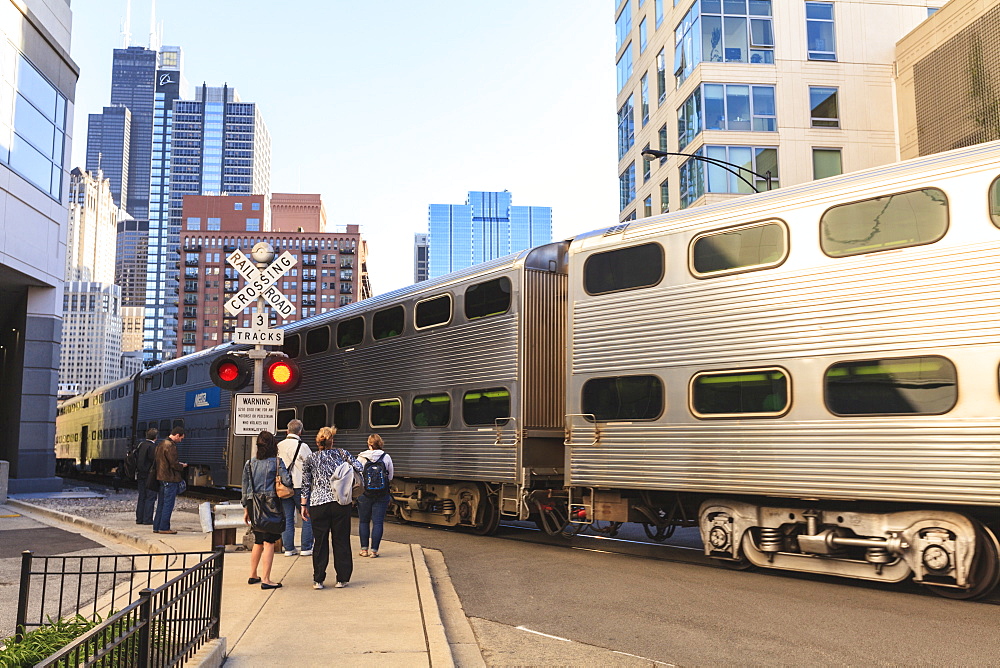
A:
[615,0,945,219]
[427,190,552,278]
[178,194,369,355]
[413,232,429,282]
[0,0,78,492]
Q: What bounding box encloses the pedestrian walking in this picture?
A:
[357,434,394,558]
[152,426,187,534]
[134,427,158,525]
[276,419,313,557]
[242,430,291,590]
[301,427,361,589]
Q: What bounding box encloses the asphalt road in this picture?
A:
[382,519,1000,666]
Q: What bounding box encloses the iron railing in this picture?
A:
[15,549,224,667]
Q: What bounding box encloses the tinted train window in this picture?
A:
[820,188,948,257]
[991,176,1000,228]
[176,366,188,385]
[172,419,184,431]
[370,398,402,428]
[158,419,170,436]
[303,404,328,431]
[465,277,512,320]
[582,375,663,421]
[137,422,146,435]
[306,326,331,355]
[163,369,174,388]
[584,243,664,295]
[276,409,296,432]
[333,401,362,430]
[825,355,957,416]
[691,368,789,417]
[415,295,451,329]
[462,388,511,426]
[412,394,450,427]
[151,374,161,391]
[118,386,125,398]
[283,334,301,359]
[373,306,404,340]
[691,222,787,277]
[337,317,364,348]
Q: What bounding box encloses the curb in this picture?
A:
[410,543,455,668]
[7,499,164,555]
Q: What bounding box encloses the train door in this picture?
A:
[80,426,89,466]
[226,433,254,487]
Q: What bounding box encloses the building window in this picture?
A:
[691,368,789,416]
[656,49,667,103]
[640,74,650,126]
[679,146,778,207]
[617,43,633,94]
[809,86,839,128]
[582,375,664,421]
[812,148,842,179]
[207,217,221,231]
[655,0,664,27]
[584,242,664,295]
[618,96,635,160]
[825,356,956,416]
[675,0,774,86]
[690,221,787,276]
[639,17,648,53]
[251,202,261,211]
[245,217,260,231]
[619,162,636,211]
[234,202,243,210]
[660,179,669,213]
[186,217,201,231]
[678,84,776,150]
[806,2,836,60]
[616,3,633,51]
[819,188,947,257]
[643,196,653,218]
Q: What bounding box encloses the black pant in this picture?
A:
[136,475,156,524]
[309,502,353,584]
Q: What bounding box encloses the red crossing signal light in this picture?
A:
[209,353,251,391]
[265,357,301,393]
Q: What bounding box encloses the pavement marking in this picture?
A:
[515,626,572,642]
[612,650,675,666]
[0,514,22,518]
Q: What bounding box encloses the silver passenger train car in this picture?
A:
[564,140,1000,598]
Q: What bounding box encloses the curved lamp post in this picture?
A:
[640,148,772,192]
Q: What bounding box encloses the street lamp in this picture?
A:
[640,148,772,192]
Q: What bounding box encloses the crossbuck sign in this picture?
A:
[223,249,297,319]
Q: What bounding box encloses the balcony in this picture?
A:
[182,324,197,332]
[185,259,199,266]
[183,308,198,318]
[222,324,236,333]
[184,283,199,292]
[301,299,316,307]
[303,246,319,253]
[184,296,198,305]
[339,285,353,294]
[183,244,202,252]
[302,287,316,294]
[182,335,196,345]
[223,245,237,252]
[303,259,316,266]
[341,248,355,255]
[339,272,353,281]
[224,283,238,293]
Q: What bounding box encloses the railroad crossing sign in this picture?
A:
[224,248,297,319]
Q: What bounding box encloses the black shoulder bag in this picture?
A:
[247,459,285,535]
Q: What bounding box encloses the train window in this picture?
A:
[283,334,301,359]
[691,368,790,417]
[137,422,146,435]
[412,394,450,427]
[158,419,170,437]
[337,317,364,348]
[306,326,331,355]
[151,373,161,391]
[162,369,174,388]
[465,277,512,320]
[172,419,184,431]
[820,188,948,257]
[582,375,664,421]
[303,404,328,431]
[176,366,188,385]
[276,409,296,432]
[462,388,511,426]
[370,398,402,428]
[118,387,125,398]
[373,306,404,340]
[691,221,788,277]
[333,401,362,431]
[415,294,452,330]
[991,176,1000,228]
[584,243,664,296]
[825,355,957,416]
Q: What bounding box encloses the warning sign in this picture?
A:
[233,393,278,435]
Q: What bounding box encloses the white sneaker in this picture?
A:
[284,550,297,557]
[313,581,324,590]
[334,581,347,588]
[300,549,313,556]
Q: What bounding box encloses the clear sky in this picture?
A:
[68,1,619,295]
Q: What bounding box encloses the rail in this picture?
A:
[14,548,224,667]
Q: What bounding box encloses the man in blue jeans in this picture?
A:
[277,419,313,556]
[153,427,187,534]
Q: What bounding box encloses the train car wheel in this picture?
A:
[712,556,755,571]
[469,494,500,536]
[924,523,1000,600]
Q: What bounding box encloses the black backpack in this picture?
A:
[362,453,389,497]
[122,442,141,480]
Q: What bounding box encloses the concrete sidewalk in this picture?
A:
[6,495,484,667]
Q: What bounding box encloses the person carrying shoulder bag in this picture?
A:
[242,430,292,590]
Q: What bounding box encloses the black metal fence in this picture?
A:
[14,549,224,667]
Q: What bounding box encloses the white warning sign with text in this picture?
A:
[232,393,278,435]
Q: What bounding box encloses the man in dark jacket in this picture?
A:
[134,427,159,525]
[152,427,187,534]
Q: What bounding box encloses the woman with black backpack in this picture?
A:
[356,434,394,558]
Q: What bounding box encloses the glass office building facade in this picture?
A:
[427,190,551,279]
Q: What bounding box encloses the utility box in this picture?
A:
[209,502,246,548]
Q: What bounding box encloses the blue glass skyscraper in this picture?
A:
[427,190,551,279]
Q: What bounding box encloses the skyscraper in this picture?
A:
[427,190,551,279]
[413,233,429,282]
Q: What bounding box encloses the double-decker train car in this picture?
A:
[54,140,1000,598]
[55,375,138,473]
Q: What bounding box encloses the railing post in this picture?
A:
[137,588,153,668]
[210,546,225,638]
[14,550,33,642]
